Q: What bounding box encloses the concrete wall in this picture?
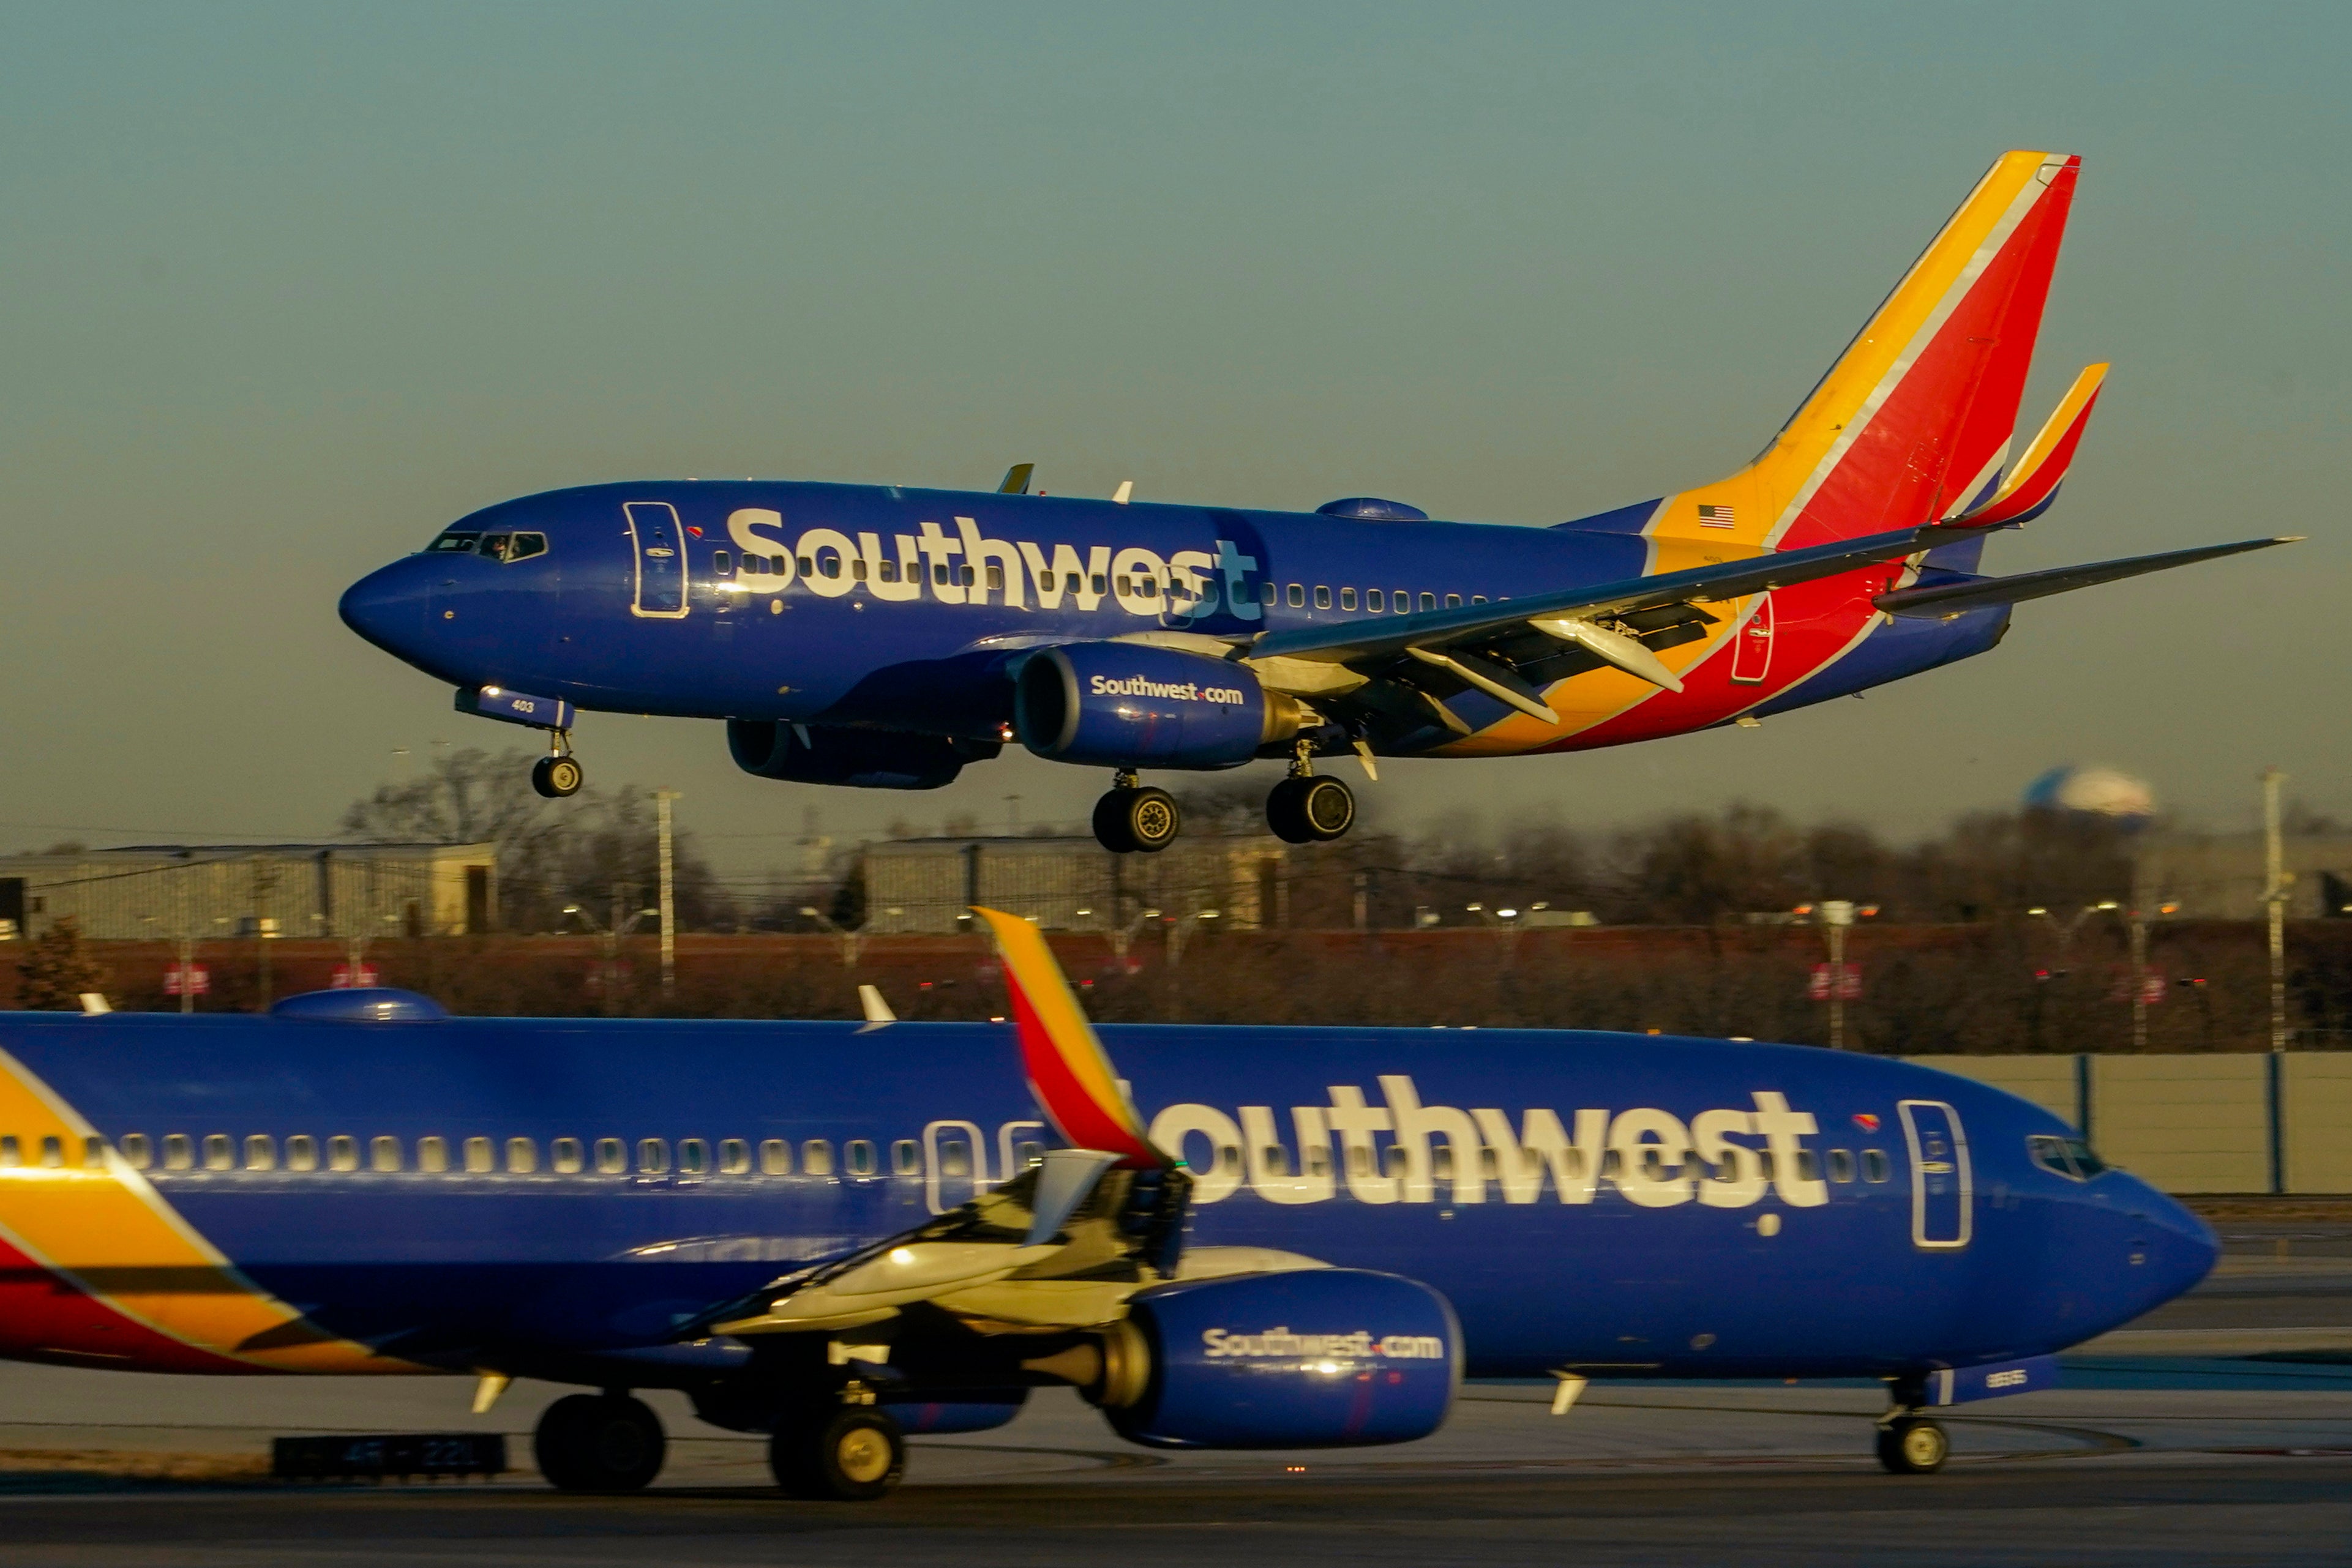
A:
[1912,1053,2352,1195]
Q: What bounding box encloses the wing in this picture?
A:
[1874,537,2296,619]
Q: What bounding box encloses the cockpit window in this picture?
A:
[2028,1133,2109,1182]
[427,531,481,553]
[463,532,549,564]
[506,532,547,562]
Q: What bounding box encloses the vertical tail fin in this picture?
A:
[1654,151,2081,550]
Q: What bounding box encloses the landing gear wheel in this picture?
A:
[531,755,584,799]
[1266,775,1355,843]
[769,1407,906,1501]
[1093,786,1180,854]
[534,1392,666,1493]
[1875,1416,1949,1474]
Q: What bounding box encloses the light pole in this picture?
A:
[2263,766,2290,1052]
[799,906,864,970]
[655,789,680,998]
[2127,901,2179,1052]
[1820,899,1856,1050]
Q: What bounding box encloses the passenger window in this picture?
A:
[852,558,868,581]
[507,1137,538,1174]
[39,1135,64,1169]
[960,565,976,586]
[1219,1144,1243,1176]
[595,1138,627,1175]
[1861,1149,1890,1182]
[1092,574,1107,594]
[1063,572,1080,594]
[891,1140,919,1176]
[1368,589,1384,612]
[638,1138,669,1174]
[822,555,841,580]
[507,532,546,562]
[879,560,899,582]
[120,1133,152,1169]
[1305,1145,1332,1177]
[163,1134,195,1170]
[1419,592,1436,612]
[985,565,1003,591]
[803,1140,834,1176]
[721,1138,751,1176]
[285,1134,318,1172]
[204,1134,234,1171]
[940,1139,972,1178]
[1827,1149,1856,1183]
[81,1136,105,1169]
[1260,582,1276,604]
[552,1137,585,1174]
[244,1135,275,1171]
[760,1138,792,1175]
[1794,1149,1820,1182]
[1340,588,1357,610]
[1139,577,1158,599]
[371,1136,403,1173]
[1,1135,27,1168]
[1348,1146,1371,1176]
[1382,1146,1407,1178]
[1314,586,1331,610]
[464,1137,495,1174]
[328,1135,359,1172]
[845,1139,877,1178]
[713,550,732,575]
[1471,595,1487,605]
[416,1137,447,1173]
[1431,1146,1455,1179]
[1394,589,1410,613]
[1115,576,1132,597]
[798,554,814,575]
[1445,594,1463,610]
[678,1138,708,1176]
[1287,584,1305,607]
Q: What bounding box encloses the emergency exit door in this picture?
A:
[624,501,688,618]
[1898,1100,1972,1249]
[1729,595,1774,684]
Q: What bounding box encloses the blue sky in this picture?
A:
[2,2,2343,857]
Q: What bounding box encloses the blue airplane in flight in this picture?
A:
[339,150,2288,851]
[0,913,2213,1498]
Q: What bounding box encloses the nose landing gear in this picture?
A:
[1093,771,1181,854]
[530,732,583,799]
[1266,742,1355,843]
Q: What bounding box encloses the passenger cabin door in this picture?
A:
[625,502,689,618]
[1898,1099,1972,1249]
[1729,594,1774,684]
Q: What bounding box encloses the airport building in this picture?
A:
[2134,831,2352,920]
[0,843,499,943]
[861,834,1287,934]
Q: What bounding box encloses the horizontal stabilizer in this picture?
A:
[1874,537,2297,619]
[1955,364,2107,528]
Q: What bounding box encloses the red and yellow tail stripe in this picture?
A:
[0,1048,423,1374]
[1954,363,2108,528]
[973,907,1162,1169]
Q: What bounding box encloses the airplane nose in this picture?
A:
[339,559,430,660]
[2126,1176,2220,1309]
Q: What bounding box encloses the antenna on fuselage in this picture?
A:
[997,463,1034,495]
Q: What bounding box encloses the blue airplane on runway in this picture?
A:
[0,913,2214,1497]
[339,150,2288,853]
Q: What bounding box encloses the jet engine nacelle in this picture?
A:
[727,721,995,791]
[1014,643,1305,769]
[1098,1269,1460,1449]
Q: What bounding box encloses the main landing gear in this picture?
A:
[1093,771,1182,854]
[530,730,583,799]
[534,1391,666,1492]
[769,1405,907,1501]
[1266,742,1354,845]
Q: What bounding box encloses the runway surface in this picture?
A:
[0,1204,2345,1566]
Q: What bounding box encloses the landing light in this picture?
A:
[889,1247,915,1266]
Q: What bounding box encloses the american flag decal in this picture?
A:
[1697,504,1737,529]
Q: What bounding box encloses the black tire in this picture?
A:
[1092,790,1138,853]
[534,1392,666,1493]
[770,1407,906,1501]
[1265,777,1314,844]
[1296,775,1355,840]
[1123,787,1181,853]
[531,755,584,799]
[1875,1416,1949,1475]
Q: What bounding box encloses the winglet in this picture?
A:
[1952,364,2108,529]
[973,907,1163,1168]
[998,463,1035,495]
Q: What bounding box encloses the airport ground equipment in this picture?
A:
[339,151,2291,851]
